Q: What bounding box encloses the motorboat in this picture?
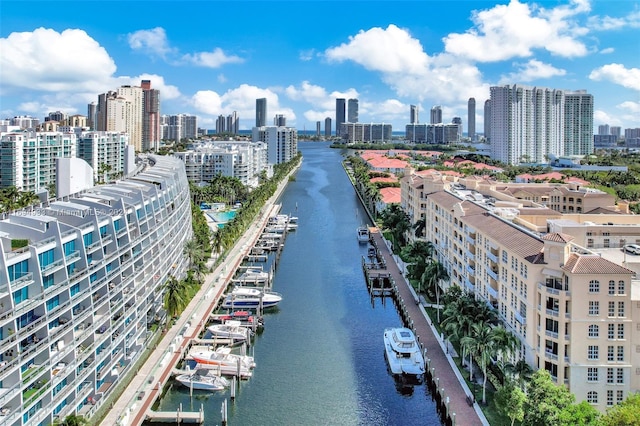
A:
[383,327,425,377]
[212,310,263,327]
[175,369,229,391]
[357,226,370,243]
[234,267,270,285]
[207,320,252,341]
[190,346,256,371]
[221,287,282,309]
[265,224,287,234]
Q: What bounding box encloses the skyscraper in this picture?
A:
[348,98,359,123]
[490,84,564,165]
[610,126,621,138]
[430,105,442,124]
[96,85,143,151]
[141,80,161,151]
[256,98,267,127]
[410,105,419,124]
[87,102,97,130]
[452,116,463,140]
[564,90,593,156]
[484,100,491,141]
[227,111,239,134]
[468,98,476,141]
[336,98,346,136]
[316,121,321,136]
[216,115,226,133]
[324,117,332,138]
[598,124,610,135]
[274,114,286,126]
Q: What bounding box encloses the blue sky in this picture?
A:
[1,0,639,133]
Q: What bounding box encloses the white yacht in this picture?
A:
[383,327,425,376]
[221,287,282,309]
[234,267,270,285]
[207,320,252,341]
[357,226,370,243]
[175,369,230,391]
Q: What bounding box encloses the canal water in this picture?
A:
[152,142,442,425]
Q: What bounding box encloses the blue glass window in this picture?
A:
[83,233,93,247]
[113,219,122,232]
[90,273,97,283]
[12,287,28,305]
[38,248,55,270]
[99,225,108,237]
[46,295,60,311]
[43,274,55,290]
[63,241,75,256]
[7,260,28,281]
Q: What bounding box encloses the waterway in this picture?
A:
[151,142,442,425]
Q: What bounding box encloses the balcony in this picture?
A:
[41,258,65,276]
[514,311,525,324]
[545,330,559,339]
[466,265,476,275]
[466,250,475,262]
[464,278,475,292]
[487,268,498,281]
[466,234,476,245]
[487,250,498,263]
[487,285,498,299]
[10,272,34,289]
[545,308,560,318]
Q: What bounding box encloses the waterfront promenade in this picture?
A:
[370,229,488,426]
[100,166,297,426]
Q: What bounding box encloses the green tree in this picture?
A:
[413,217,426,238]
[505,359,533,390]
[163,276,188,318]
[422,260,449,322]
[54,414,89,426]
[558,401,601,426]
[460,322,497,405]
[494,382,525,426]
[523,370,574,426]
[600,392,640,426]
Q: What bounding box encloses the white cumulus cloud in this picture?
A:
[182,48,244,68]
[325,24,429,74]
[499,59,567,83]
[127,27,175,59]
[589,64,640,91]
[0,28,116,93]
[114,74,181,100]
[443,0,588,62]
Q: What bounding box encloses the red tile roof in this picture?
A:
[561,254,633,275]
[380,187,401,204]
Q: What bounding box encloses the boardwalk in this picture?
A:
[369,229,488,426]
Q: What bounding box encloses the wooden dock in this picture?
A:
[146,405,204,424]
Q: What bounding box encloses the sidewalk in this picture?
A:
[100,167,296,426]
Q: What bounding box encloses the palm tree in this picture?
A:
[461,323,498,405]
[422,260,449,322]
[401,240,434,284]
[163,276,188,318]
[183,238,207,282]
[492,325,519,374]
[54,414,89,426]
[17,191,39,209]
[413,218,426,238]
[505,359,533,390]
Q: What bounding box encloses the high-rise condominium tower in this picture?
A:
[598,124,610,135]
[97,84,143,151]
[274,114,286,126]
[336,98,346,136]
[468,98,476,141]
[324,117,332,138]
[484,100,491,141]
[410,105,419,124]
[564,90,593,156]
[490,84,564,165]
[348,98,359,123]
[430,105,442,124]
[141,80,161,151]
[256,98,267,127]
[87,102,97,130]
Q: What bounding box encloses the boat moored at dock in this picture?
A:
[175,369,230,391]
[221,287,283,309]
[357,226,370,243]
[383,327,425,377]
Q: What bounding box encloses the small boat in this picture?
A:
[212,310,263,326]
[190,346,256,370]
[221,287,282,309]
[383,327,425,377]
[194,362,253,379]
[234,267,270,285]
[207,320,252,341]
[175,369,230,391]
[357,226,370,243]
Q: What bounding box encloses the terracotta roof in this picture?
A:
[367,157,409,169]
[585,207,622,214]
[561,253,633,275]
[380,187,401,204]
[542,232,574,243]
[370,176,398,183]
[517,207,561,216]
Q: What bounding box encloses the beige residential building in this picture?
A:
[400,170,639,412]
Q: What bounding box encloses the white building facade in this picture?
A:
[252,126,298,165]
[0,155,192,424]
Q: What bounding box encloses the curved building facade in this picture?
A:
[0,155,192,424]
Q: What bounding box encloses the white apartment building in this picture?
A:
[490,85,565,165]
[161,114,198,142]
[0,131,76,192]
[76,132,128,183]
[0,155,192,424]
[401,170,639,412]
[173,141,268,188]
[252,126,298,165]
[97,87,143,152]
[340,123,393,144]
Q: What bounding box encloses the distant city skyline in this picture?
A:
[1,1,639,132]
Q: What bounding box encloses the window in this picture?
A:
[588,325,599,338]
[609,280,616,295]
[587,367,598,382]
[607,368,614,383]
[607,390,614,406]
[588,345,599,360]
[618,281,625,295]
[43,274,54,290]
[63,240,75,256]
[608,324,615,340]
[70,283,80,297]
[589,301,599,316]
[38,248,55,270]
[617,324,624,340]
[618,302,625,317]
[609,301,616,317]
[617,368,624,384]
[587,391,598,404]
[7,259,29,281]
[617,390,624,403]
[502,251,508,263]
[589,280,600,293]
[617,346,624,362]
[12,287,28,305]
[608,346,615,361]
[83,232,93,247]
[46,295,59,311]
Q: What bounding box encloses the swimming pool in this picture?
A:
[206,210,237,223]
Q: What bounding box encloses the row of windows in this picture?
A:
[589,279,626,295]
[588,301,625,317]
[587,324,625,340]
[587,345,625,361]
[586,390,625,406]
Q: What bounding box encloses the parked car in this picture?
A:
[623,244,640,255]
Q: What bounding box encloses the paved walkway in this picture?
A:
[100,168,295,426]
[370,229,489,426]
